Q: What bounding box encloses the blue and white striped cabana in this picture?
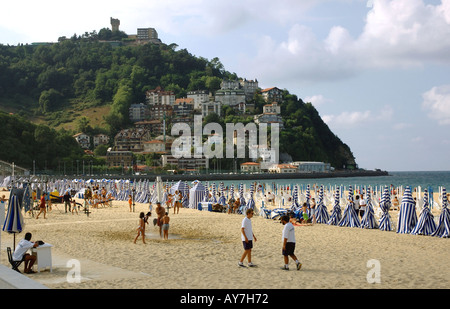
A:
[338,186,361,228]
[431,188,450,238]
[411,189,437,236]
[314,185,330,224]
[189,182,206,209]
[360,187,378,229]
[397,186,418,234]
[378,186,393,231]
[328,188,342,225]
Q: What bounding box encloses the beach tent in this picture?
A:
[203,185,210,203]
[378,186,393,231]
[338,186,361,228]
[2,194,24,249]
[360,187,378,229]
[397,186,418,234]
[169,180,189,197]
[328,188,342,225]
[189,182,206,209]
[431,188,450,238]
[315,185,330,224]
[411,189,437,236]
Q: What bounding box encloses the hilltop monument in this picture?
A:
[111,17,120,32]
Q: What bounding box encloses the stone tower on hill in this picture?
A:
[111,17,120,32]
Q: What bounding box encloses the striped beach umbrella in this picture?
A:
[315,185,329,224]
[209,183,217,203]
[218,182,226,206]
[229,183,235,201]
[290,185,300,212]
[379,186,393,231]
[328,188,342,225]
[239,183,246,206]
[411,189,437,235]
[246,184,255,210]
[2,194,24,248]
[397,186,418,234]
[360,187,378,229]
[203,185,210,202]
[339,186,361,227]
[431,188,450,238]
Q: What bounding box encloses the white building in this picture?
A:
[73,133,90,149]
[187,90,210,110]
[201,101,222,117]
[291,161,331,173]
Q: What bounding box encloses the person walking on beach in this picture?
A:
[36,193,47,219]
[134,212,147,244]
[63,190,71,213]
[71,198,78,215]
[280,215,302,270]
[173,190,182,214]
[162,212,170,240]
[239,208,257,268]
[128,194,133,212]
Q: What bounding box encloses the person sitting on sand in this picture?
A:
[299,203,312,224]
[233,197,240,213]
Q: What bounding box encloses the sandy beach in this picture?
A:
[1,189,449,290]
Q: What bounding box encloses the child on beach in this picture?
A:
[71,199,78,215]
[239,208,257,268]
[162,212,170,240]
[128,194,132,212]
[134,212,146,244]
[280,215,302,271]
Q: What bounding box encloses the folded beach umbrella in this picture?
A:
[290,185,300,212]
[218,182,227,206]
[360,187,378,229]
[315,185,330,224]
[182,181,190,208]
[246,184,255,210]
[338,186,361,228]
[397,186,418,234]
[229,183,235,200]
[2,194,24,249]
[431,188,450,238]
[328,188,342,225]
[239,183,246,206]
[203,185,210,202]
[209,183,218,203]
[411,189,437,236]
[378,186,393,231]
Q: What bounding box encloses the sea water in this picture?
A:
[216,171,450,193]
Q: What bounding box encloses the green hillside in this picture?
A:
[0,34,355,172]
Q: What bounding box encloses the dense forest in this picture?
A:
[0,34,356,173]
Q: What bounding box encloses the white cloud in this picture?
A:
[322,110,372,127]
[422,84,450,125]
[304,94,332,107]
[241,0,450,83]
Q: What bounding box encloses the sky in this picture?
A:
[1,0,450,172]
